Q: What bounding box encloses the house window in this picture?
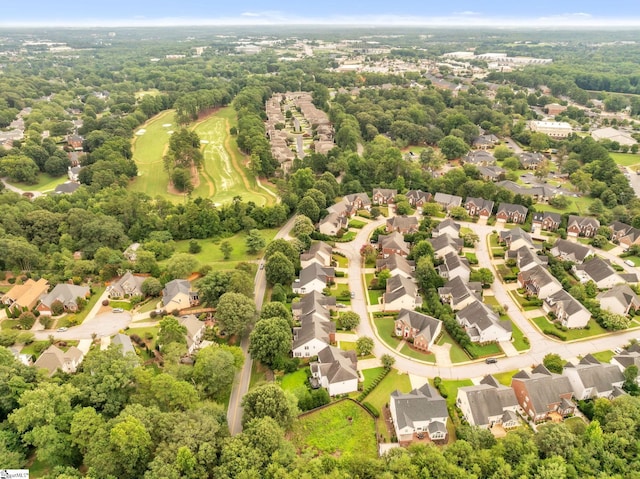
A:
[304,346,309,350]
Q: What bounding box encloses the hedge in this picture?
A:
[357,368,391,402]
[362,401,380,418]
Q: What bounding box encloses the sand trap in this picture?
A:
[167,131,174,134]
[136,129,146,135]
[162,123,172,127]
[200,140,209,144]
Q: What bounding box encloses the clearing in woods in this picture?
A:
[130,107,277,205]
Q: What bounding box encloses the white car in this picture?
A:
[57,327,68,332]
[112,308,124,313]
[614,347,623,354]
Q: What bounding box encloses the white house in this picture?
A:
[456,300,512,343]
[437,252,471,283]
[300,241,333,268]
[456,375,520,429]
[597,285,640,316]
[33,345,84,377]
[390,383,449,443]
[292,263,335,295]
[542,290,591,329]
[573,259,625,289]
[179,315,206,355]
[432,218,460,238]
[563,355,625,400]
[383,275,421,312]
[310,346,358,396]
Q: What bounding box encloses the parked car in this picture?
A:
[259,262,264,270]
[485,358,498,364]
[112,308,124,313]
[350,291,356,298]
[625,260,635,267]
[57,327,68,332]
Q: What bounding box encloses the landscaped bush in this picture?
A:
[335,271,345,278]
[357,368,390,402]
[0,330,19,347]
[362,401,380,418]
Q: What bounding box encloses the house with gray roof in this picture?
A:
[310,345,358,396]
[376,254,415,279]
[496,203,528,224]
[563,354,624,400]
[472,133,500,149]
[383,275,420,312]
[432,218,460,238]
[318,212,348,236]
[394,309,442,353]
[378,231,410,257]
[437,251,471,283]
[111,333,137,358]
[372,188,397,205]
[506,246,547,272]
[292,312,335,358]
[532,211,562,232]
[462,150,496,166]
[37,284,90,316]
[386,215,419,234]
[107,272,146,299]
[292,263,335,295]
[390,383,449,443]
[465,197,494,219]
[550,239,594,264]
[610,221,640,249]
[517,264,563,299]
[179,315,206,355]
[456,375,521,429]
[597,285,640,316]
[34,345,84,377]
[433,192,462,211]
[478,165,505,182]
[54,182,81,195]
[499,227,534,252]
[519,151,545,169]
[511,365,575,422]
[300,241,333,268]
[456,299,512,343]
[161,279,199,313]
[567,215,600,238]
[438,276,482,311]
[612,345,640,377]
[429,233,464,259]
[291,290,336,319]
[573,258,626,289]
[542,289,591,329]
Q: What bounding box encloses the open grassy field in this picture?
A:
[611,152,640,167]
[289,400,378,459]
[130,108,277,205]
[5,172,69,193]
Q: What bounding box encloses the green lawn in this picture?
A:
[333,254,349,268]
[531,315,610,341]
[20,340,50,359]
[400,344,435,362]
[611,152,640,167]
[375,317,402,349]
[492,370,518,386]
[339,340,357,351]
[437,330,469,363]
[510,320,529,351]
[591,350,615,363]
[289,400,378,459]
[279,369,308,392]
[483,296,499,308]
[1,319,19,330]
[368,289,384,305]
[249,361,268,390]
[349,219,367,229]
[436,379,474,407]
[5,172,69,193]
[125,326,160,349]
[361,367,385,389]
[366,369,412,441]
[465,252,478,264]
[136,299,161,314]
[465,341,502,359]
[108,300,134,311]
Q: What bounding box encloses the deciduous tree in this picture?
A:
[216,292,257,337]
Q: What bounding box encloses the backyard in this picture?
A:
[364,369,412,441]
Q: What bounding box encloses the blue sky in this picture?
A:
[4,1,640,26]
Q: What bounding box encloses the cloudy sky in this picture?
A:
[4,1,640,27]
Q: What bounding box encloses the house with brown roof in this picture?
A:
[597,285,640,316]
[511,365,575,422]
[456,375,521,429]
[1,278,49,313]
[532,212,561,232]
[386,215,419,234]
[496,203,528,224]
[567,215,600,238]
[394,309,442,352]
[378,231,410,258]
[372,188,397,205]
[406,190,432,208]
[34,345,84,377]
[310,346,358,396]
[465,198,494,219]
[610,221,640,249]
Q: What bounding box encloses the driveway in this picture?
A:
[34,311,132,341]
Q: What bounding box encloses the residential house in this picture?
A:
[372,188,397,205]
[343,192,372,213]
[610,221,640,249]
[1,278,49,313]
[550,239,595,264]
[68,165,82,182]
[456,375,521,429]
[111,333,136,358]
[390,383,449,443]
[496,180,561,204]
[394,309,443,352]
[34,345,84,377]
[567,215,600,238]
[54,182,81,194]
[496,203,528,224]
[573,258,626,289]
[161,279,199,313]
[66,134,84,150]
[310,346,358,396]
[462,150,496,166]
[597,285,640,316]
[378,231,410,258]
[542,289,591,329]
[517,265,563,299]
[433,192,463,211]
[432,218,460,238]
[499,227,534,252]
[465,197,494,219]
[478,165,505,182]
[437,252,471,283]
[179,315,206,355]
[532,212,562,232]
[406,190,432,208]
[563,354,625,400]
[429,234,464,259]
[472,133,500,149]
[511,365,575,421]
[37,284,90,316]
[292,263,336,295]
[507,246,547,272]
[456,300,512,343]
[292,311,336,358]
[300,241,333,268]
[318,212,348,236]
[438,276,482,311]
[383,275,421,312]
[386,215,419,234]
[291,291,336,323]
[107,272,146,299]
[611,345,640,375]
[519,151,546,169]
[376,254,415,279]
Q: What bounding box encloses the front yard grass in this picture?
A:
[621,255,640,266]
[368,289,384,305]
[60,286,106,327]
[591,350,615,363]
[108,300,134,311]
[530,315,610,341]
[400,344,435,362]
[611,152,640,167]
[375,317,402,349]
[289,399,378,459]
[20,340,50,359]
[437,330,469,363]
[333,254,349,268]
[366,369,412,441]
[465,341,502,359]
[510,320,529,351]
[493,370,519,386]
[349,219,367,229]
[434,379,474,407]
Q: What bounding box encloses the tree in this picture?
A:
[590,234,608,249]
[291,215,315,238]
[438,135,470,160]
[469,268,495,287]
[192,345,243,398]
[264,239,298,261]
[220,240,233,260]
[543,353,564,374]
[356,336,374,356]
[381,354,395,369]
[108,415,153,479]
[339,311,360,331]
[188,240,201,254]
[623,365,639,395]
[600,310,630,330]
[377,268,391,289]
[245,229,266,254]
[502,157,522,170]
[249,317,292,369]
[529,133,550,152]
[17,312,36,330]
[419,147,446,171]
[297,196,320,223]
[265,251,295,286]
[241,383,298,429]
[260,301,292,325]
[216,292,257,337]
[165,253,199,280]
[141,277,162,297]
[493,145,512,161]
[131,369,197,411]
[158,316,187,348]
[197,270,231,307]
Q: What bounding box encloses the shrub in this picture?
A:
[102,299,110,307]
[0,330,19,347]
[39,316,53,329]
[363,402,380,418]
[16,332,34,345]
[51,300,66,316]
[149,311,157,319]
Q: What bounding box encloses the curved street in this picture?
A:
[336,213,640,380]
